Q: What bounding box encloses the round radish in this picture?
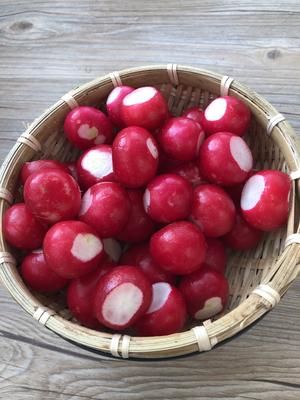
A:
[150,221,207,275]
[162,161,205,187]
[76,144,114,190]
[116,190,156,243]
[191,184,236,237]
[143,174,193,223]
[64,106,114,150]
[182,106,204,125]
[79,182,131,238]
[103,238,122,263]
[43,220,105,279]
[3,203,47,250]
[121,86,168,130]
[133,282,187,336]
[21,249,68,293]
[158,117,205,162]
[106,85,134,127]
[203,238,227,274]
[112,126,159,188]
[179,267,229,320]
[93,265,152,330]
[241,170,291,231]
[24,168,81,224]
[202,96,251,137]
[121,243,176,285]
[20,159,69,185]
[65,161,79,182]
[199,132,253,186]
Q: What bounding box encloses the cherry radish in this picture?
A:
[20,159,69,185]
[103,238,122,263]
[182,107,204,125]
[65,161,79,182]
[203,238,227,274]
[106,86,134,127]
[163,161,205,187]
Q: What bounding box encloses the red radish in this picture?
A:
[77,144,114,190]
[158,117,205,162]
[199,132,253,186]
[20,160,69,185]
[182,106,204,125]
[240,170,291,231]
[121,243,176,285]
[202,96,251,137]
[143,174,193,223]
[116,190,156,243]
[134,282,187,336]
[65,161,79,182]
[163,161,205,187]
[112,126,159,188]
[223,212,263,250]
[93,265,152,330]
[21,249,68,293]
[3,203,47,250]
[121,86,168,130]
[64,106,114,150]
[43,220,105,279]
[67,257,115,328]
[150,221,207,275]
[203,238,227,274]
[179,267,229,320]
[226,169,257,206]
[103,238,122,263]
[79,182,131,238]
[106,86,134,127]
[191,184,236,237]
[24,169,81,224]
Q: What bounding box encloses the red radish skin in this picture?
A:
[121,243,176,285]
[77,144,114,190]
[79,182,131,238]
[158,117,205,162]
[65,161,79,182]
[112,126,159,188]
[191,184,236,237]
[21,249,68,293]
[43,220,105,279]
[182,107,204,125]
[134,282,187,336]
[103,238,122,263]
[199,132,253,186]
[3,203,47,250]
[241,170,291,231]
[179,267,229,320]
[143,174,193,223]
[117,190,156,243]
[64,106,114,150]
[225,169,257,206]
[106,86,134,127]
[24,169,81,224]
[121,86,168,130]
[150,221,207,275]
[202,96,251,137]
[20,160,69,185]
[93,265,152,330]
[202,238,227,274]
[163,161,205,187]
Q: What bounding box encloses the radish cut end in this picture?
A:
[107,87,122,104]
[146,138,158,159]
[241,175,265,211]
[123,87,156,106]
[230,136,253,172]
[79,189,93,216]
[205,98,227,121]
[103,238,121,262]
[147,282,171,314]
[143,189,151,212]
[71,233,103,262]
[194,296,223,320]
[82,149,113,178]
[78,124,99,140]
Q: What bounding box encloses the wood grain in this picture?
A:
[0,0,300,398]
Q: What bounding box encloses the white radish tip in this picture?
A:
[103,238,122,262]
[79,189,93,216]
[146,138,158,159]
[78,124,99,140]
[205,98,227,121]
[71,233,102,262]
[93,134,106,145]
[81,149,113,179]
[230,136,253,172]
[241,174,265,211]
[147,282,171,314]
[143,189,151,213]
[123,87,156,106]
[194,296,223,320]
[107,87,122,105]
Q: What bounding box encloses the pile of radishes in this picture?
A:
[3,85,291,336]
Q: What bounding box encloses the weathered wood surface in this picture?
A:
[0,1,300,399]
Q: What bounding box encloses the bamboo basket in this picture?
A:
[0,64,300,359]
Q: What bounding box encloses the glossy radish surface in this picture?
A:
[65,161,79,182]
[203,238,227,274]
[20,160,69,185]
[106,86,134,127]
[182,107,204,125]
[103,238,122,263]
[163,161,205,187]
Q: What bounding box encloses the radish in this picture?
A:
[103,238,122,263]
[20,159,69,185]
[191,184,236,237]
[121,243,176,285]
[65,161,79,182]
[112,126,159,188]
[158,117,205,162]
[202,96,251,137]
[162,161,205,187]
[121,86,168,130]
[179,267,229,320]
[21,249,68,293]
[203,238,227,274]
[106,86,134,127]
[43,220,105,279]
[150,221,207,275]
[93,265,152,330]
[24,168,81,224]
[133,282,187,336]
[182,107,204,125]
[199,132,253,186]
[79,182,131,238]
[64,106,114,150]
[143,173,193,223]
[241,170,291,231]
[3,203,47,250]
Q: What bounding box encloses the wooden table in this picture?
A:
[0,1,299,399]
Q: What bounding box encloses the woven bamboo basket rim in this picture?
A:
[0,64,300,359]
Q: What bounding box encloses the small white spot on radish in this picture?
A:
[71,233,102,262]
[194,296,223,320]
[107,87,122,105]
[40,211,60,222]
[78,124,99,140]
[123,87,156,106]
[103,238,121,262]
[146,138,158,159]
[79,189,93,216]
[205,98,227,121]
[81,149,113,179]
[93,134,105,145]
[241,175,265,211]
[230,136,253,172]
[143,189,151,212]
[102,283,143,325]
[196,131,205,155]
[147,282,171,314]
